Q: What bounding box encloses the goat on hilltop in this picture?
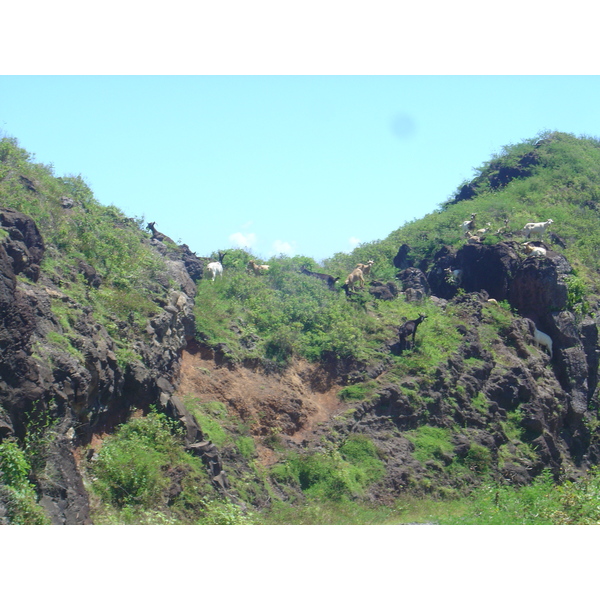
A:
[344,265,365,292]
[356,260,374,277]
[460,213,477,234]
[206,251,227,281]
[248,259,269,274]
[146,221,176,245]
[522,242,547,258]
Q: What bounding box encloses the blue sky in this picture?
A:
[2,75,600,262]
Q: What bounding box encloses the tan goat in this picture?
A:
[356,260,374,276]
[344,266,365,291]
[247,259,270,274]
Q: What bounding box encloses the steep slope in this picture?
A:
[2,131,600,524]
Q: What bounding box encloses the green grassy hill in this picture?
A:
[3,131,600,525]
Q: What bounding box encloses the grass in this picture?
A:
[269,435,387,503]
[261,468,600,525]
[405,426,454,464]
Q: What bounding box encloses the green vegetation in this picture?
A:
[261,468,600,525]
[85,411,249,524]
[193,253,386,366]
[5,131,600,524]
[0,136,168,354]
[438,469,600,525]
[270,435,386,502]
[406,426,454,464]
[0,440,50,524]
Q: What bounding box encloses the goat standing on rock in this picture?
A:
[398,314,427,353]
[147,221,176,245]
[356,260,374,276]
[522,242,547,257]
[522,218,553,240]
[460,213,477,234]
[344,265,366,292]
[534,327,553,359]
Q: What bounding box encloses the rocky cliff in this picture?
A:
[0,207,209,523]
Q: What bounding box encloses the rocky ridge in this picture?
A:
[1,201,600,523]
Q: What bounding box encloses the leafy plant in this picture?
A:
[88,411,214,519]
[0,440,49,524]
[406,426,454,464]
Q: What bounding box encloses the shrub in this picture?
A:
[462,443,493,474]
[279,437,386,502]
[0,440,49,524]
[338,384,369,402]
[90,412,180,509]
[406,426,454,464]
[236,436,256,460]
[197,499,253,525]
[0,441,31,488]
[91,438,170,508]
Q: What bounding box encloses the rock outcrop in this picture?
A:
[0,207,214,523]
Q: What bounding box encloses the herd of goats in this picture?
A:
[147,214,556,357]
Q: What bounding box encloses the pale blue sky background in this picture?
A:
[2,75,600,262]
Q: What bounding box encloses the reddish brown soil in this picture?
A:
[176,343,345,465]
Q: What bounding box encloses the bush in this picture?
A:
[462,443,492,474]
[90,412,180,509]
[278,437,386,502]
[406,426,454,464]
[0,440,49,524]
[0,441,31,488]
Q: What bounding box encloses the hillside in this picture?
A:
[2,131,600,524]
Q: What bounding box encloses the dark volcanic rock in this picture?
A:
[0,208,220,523]
[397,267,430,302]
[455,241,520,301]
[369,280,399,300]
[0,207,45,282]
[509,253,570,322]
[393,244,414,270]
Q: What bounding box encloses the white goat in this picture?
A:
[356,260,374,276]
[523,242,547,257]
[460,213,477,234]
[533,327,553,359]
[206,261,223,281]
[523,219,554,240]
[247,260,269,274]
[206,251,226,281]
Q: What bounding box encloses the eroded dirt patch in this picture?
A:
[176,342,345,449]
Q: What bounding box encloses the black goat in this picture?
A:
[300,266,340,291]
[398,314,427,352]
[146,221,176,245]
